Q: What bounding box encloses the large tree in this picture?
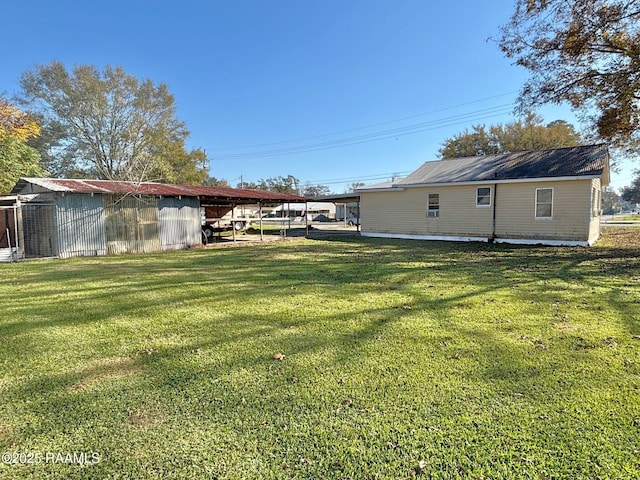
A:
[601,186,622,214]
[241,175,301,194]
[301,183,331,197]
[439,113,582,158]
[19,61,208,183]
[204,176,230,187]
[621,171,640,204]
[0,98,47,193]
[498,0,640,153]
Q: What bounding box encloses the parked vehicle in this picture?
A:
[346,216,360,226]
[313,214,331,222]
[202,219,250,241]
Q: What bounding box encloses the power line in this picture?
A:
[305,171,412,186]
[213,90,519,152]
[212,103,514,161]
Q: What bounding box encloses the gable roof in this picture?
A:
[10,178,309,204]
[361,145,609,190]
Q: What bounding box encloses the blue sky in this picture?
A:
[1,0,634,192]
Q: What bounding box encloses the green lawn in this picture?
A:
[1,228,639,479]
[608,215,640,222]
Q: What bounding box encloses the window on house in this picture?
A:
[476,187,491,207]
[535,188,553,219]
[427,193,439,217]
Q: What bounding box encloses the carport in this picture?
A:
[313,193,361,232]
[194,186,311,242]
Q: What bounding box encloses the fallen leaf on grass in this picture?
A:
[533,339,548,350]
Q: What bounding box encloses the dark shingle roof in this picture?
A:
[393,144,609,186]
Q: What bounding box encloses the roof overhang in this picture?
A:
[313,193,361,203]
[362,175,603,191]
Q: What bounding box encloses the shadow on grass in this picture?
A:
[2,233,639,477]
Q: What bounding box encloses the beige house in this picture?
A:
[357,145,610,246]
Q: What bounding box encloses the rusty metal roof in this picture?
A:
[11,178,310,204]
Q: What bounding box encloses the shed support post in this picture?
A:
[12,205,18,253]
[285,202,290,238]
[259,201,264,242]
[16,199,24,260]
[232,203,237,243]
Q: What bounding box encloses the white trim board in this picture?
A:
[361,232,489,243]
[361,232,591,247]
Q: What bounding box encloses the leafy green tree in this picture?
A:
[347,182,366,192]
[204,176,230,187]
[0,98,47,193]
[439,113,582,158]
[621,172,640,204]
[248,175,300,194]
[19,61,208,183]
[601,186,621,214]
[301,184,331,197]
[147,139,208,185]
[439,125,495,158]
[498,0,640,153]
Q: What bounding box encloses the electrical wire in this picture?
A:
[305,171,413,186]
[213,90,519,152]
[212,103,514,161]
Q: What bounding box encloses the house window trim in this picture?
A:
[476,186,492,208]
[535,187,554,220]
[427,193,439,218]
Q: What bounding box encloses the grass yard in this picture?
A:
[608,215,640,222]
[0,228,639,479]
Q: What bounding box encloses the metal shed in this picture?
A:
[4,178,308,260]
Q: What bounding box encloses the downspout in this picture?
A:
[491,183,497,243]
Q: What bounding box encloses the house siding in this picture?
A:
[588,178,602,244]
[362,179,598,244]
[494,180,593,242]
[361,185,494,238]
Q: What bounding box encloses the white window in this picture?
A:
[535,188,553,219]
[427,193,439,217]
[476,187,491,207]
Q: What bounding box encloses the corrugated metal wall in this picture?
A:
[9,193,202,260]
[55,194,106,258]
[158,197,201,250]
[103,195,161,254]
